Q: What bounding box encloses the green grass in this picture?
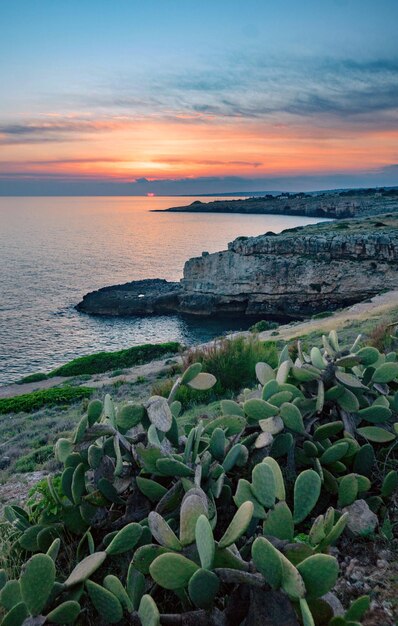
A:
[14,445,54,473]
[0,386,93,415]
[153,336,278,406]
[311,311,334,320]
[48,341,181,377]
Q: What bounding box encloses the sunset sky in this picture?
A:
[1,0,397,194]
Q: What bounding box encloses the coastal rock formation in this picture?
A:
[77,279,182,316]
[77,216,398,318]
[156,188,398,219]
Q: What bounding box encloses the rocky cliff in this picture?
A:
[77,215,398,318]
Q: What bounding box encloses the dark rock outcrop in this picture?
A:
[77,217,398,318]
[77,279,182,316]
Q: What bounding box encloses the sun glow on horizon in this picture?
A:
[1,111,397,185]
[1,1,397,192]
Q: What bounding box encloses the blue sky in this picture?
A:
[1,0,397,194]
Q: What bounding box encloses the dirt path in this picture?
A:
[0,357,182,399]
[2,290,398,400]
[0,376,68,399]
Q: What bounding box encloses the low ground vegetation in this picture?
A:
[18,342,181,382]
[0,380,158,480]
[0,330,397,625]
[249,320,280,333]
[0,387,93,416]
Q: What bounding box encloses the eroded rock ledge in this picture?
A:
[77,216,398,318]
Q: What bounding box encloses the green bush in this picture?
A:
[17,373,49,384]
[14,445,54,473]
[48,341,181,377]
[250,320,279,333]
[0,386,93,415]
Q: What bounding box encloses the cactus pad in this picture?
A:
[146,395,172,432]
[148,511,182,550]
[255,362,275,385]
[252,536,282,589]
[86,580,123,624]
[293,470,321,524]
[1,602,28,626]
[297,554,339,598]
[20,554,55,616]
[103,575,133,612]
[251,463,276,508]
[87,399,103,425]
[218,501,253,549]
[188,568,220,609]
[149,553,199,589]
[195,515,215,569]
[234,479,266,519]
[105,523,143,555]
[280,403,305,434]
[244,398,278,421]
[46,600,81,624]
[0,581,22,612]
[181,363,202,384]
[156,458,194,477]
[65,552,107,587]
[338,474,359,507]
[187,372,216,390]
[357,426,396,443]
[138,594,160,626]
[263,501,294,541]
[180,492,208,546]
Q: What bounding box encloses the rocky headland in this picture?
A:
[77,214,398,318]
[154,187,398,219]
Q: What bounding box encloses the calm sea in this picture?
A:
[0,196,326,384]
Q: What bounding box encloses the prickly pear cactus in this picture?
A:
[2,336,395,625]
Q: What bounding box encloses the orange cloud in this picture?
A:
[1,114,397,181]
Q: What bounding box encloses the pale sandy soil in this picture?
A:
[0,471,48,513]
[0,357,182,399]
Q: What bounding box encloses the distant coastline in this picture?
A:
[154,187,398,220]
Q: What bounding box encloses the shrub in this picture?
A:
[14,445,54,473]
[109,369,126,378]
[17,373,49,384]
[368,322,397,352]
[0,386,92,414]
[249,319,280,333]
[48,341,181,377]
[153,336,278,405]
[2,331,397,625]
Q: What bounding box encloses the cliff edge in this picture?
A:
[77,215,398,318]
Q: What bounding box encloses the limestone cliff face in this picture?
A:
[77,217,398,318]
[179,220,398,316]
